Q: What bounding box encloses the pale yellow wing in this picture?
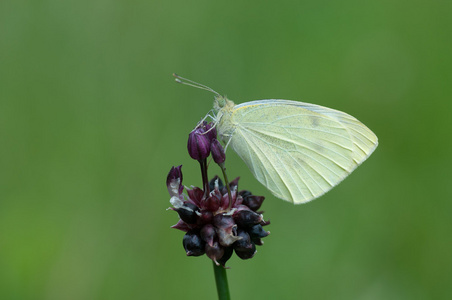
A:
[225,99,378,204]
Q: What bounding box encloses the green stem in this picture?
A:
[213,261,231,300]
[199,159,210,196]
[219,163,233,210]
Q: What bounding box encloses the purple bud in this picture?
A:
[211,139,225,164]
[167,165,183,197]
[183,230,205,256]
[187,128,211,160]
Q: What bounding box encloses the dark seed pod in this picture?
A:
[234,229,254,252]
[235,242,256,260]
[240,191,265,212]
[252,238,264,246]
[183,230,205,256]
[233,210,263,228]
[176,202,200,224]
[217,246,234,267]
[248,224,270,239]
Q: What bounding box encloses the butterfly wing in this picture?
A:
[224,99,378,204]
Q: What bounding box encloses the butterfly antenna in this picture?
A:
[173,73,221,97]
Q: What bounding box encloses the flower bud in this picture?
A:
[183,230,205,256]
[187,128,211,160]
[211,138,226,164]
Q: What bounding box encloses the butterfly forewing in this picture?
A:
[222,100,378,204]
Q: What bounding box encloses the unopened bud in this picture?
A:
[211,138,226,164]
[187,128,210,160]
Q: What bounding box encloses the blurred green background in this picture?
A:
[1,0,451,299]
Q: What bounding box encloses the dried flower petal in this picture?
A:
[214,214,241,246]
[167,165,183,198]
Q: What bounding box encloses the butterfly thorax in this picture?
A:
[214,96,236,144]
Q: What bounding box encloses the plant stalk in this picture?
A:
[212,261,231,300]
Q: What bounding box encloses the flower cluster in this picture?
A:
[167,122,270,267]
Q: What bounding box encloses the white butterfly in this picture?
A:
[175,74,378,204]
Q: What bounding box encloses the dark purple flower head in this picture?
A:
[168,120,270,268]
[169,168,270,267]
